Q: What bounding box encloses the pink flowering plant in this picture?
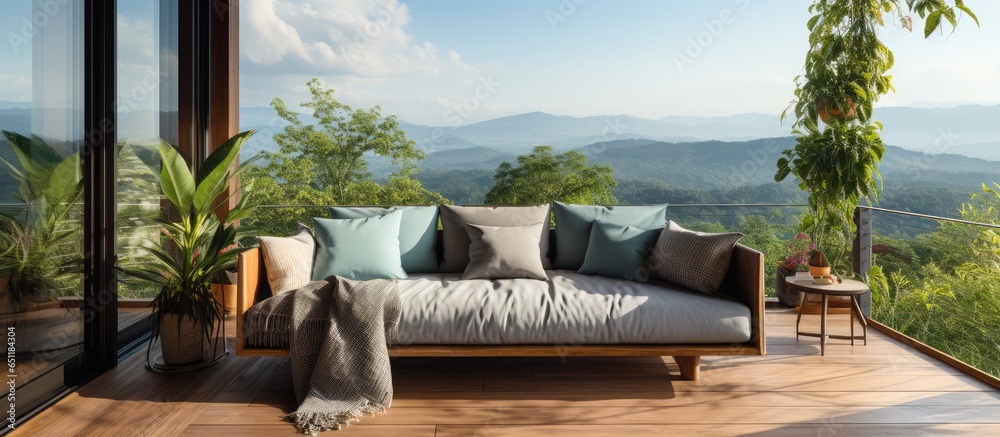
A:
[783,233,815,272]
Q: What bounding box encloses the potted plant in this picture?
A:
[808,250,831,277]
[119,131,257,366]
[0,130,84,314]
[776,232,814,306]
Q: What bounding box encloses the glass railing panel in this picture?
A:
[866,207,1000,379]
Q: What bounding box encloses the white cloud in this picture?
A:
[240,0,506,125]
[241,0,446,77]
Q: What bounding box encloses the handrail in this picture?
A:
[243,203,1000,231]
[858,205,1000,230]
[669,204,808,208]
[248,203,812,209]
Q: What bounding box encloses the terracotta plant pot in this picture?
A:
[809,265,831,277]
[212,269,238,314]
[818,99,857,123]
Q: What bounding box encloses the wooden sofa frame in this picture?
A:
[235,242,765,381]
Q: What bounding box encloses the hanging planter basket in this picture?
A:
[817,99,857,124]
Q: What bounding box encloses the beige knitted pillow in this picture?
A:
[258,223,315,294]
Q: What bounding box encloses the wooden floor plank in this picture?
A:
[182,424,437,436]
[435,424,1000,437]
[192,404,1000,426]
[11,309,1000,436]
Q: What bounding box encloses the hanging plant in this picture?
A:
[776,0,978,274]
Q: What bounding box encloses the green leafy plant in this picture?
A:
[776,0,978,273]
[119,131,257,341]
[0,130,84,308]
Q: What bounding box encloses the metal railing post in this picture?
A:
[853,207,872,316]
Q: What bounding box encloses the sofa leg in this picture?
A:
[675,356,700,381]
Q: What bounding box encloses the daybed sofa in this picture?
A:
[235,203,765,381]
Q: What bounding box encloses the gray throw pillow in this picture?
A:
[647,221,744,295]
[463,223,548,281]
[552,202,668,270]
[329,206,439,273]
[577,221,661,282]
[439,204,551,272]
[258,223,315,294]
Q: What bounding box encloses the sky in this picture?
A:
[238,0,1000,126]
[0,1,997,128]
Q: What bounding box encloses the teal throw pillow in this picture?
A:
[577,221,661,282]
[329,206,439,273]
[553,202,667,270]
[312,211,407,281]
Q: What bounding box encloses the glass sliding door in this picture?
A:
[0,0,86,413]
[115,0,178,338]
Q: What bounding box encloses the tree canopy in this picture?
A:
[484,146,617,205]
[243,79,446,237]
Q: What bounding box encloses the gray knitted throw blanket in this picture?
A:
[244,275,401,435]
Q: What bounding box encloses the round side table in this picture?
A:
[786,278,869,356]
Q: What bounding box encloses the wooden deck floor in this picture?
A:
[11,308,1000,436]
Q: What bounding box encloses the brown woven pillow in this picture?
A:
[647,221,743,295]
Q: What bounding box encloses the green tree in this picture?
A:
[244,79,446,237]
[484,146,616,205]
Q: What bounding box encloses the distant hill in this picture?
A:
[1,102,997,158]
[421,146,514,170]
[402,137,1000,208]
[949,142,1000,161]
[575,137,999,190]
[89,102,997,161]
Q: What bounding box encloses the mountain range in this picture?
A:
[2,100,998,159]
[239,104,1000,160]
[2,100,997,215]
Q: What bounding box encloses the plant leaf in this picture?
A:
[158,142,196,216]
[924,10,942,38]
[43,152,83,206]
[193,130,255,212]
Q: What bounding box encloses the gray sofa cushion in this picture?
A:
[394,270,751,345]
[463,223,548,281]
[439,204,551,272]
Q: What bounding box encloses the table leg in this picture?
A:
[851,295,868,345]
[795,292,807,341]
[850,297,855,346]
[820,294,828,356]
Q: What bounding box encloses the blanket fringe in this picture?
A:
[286,403,388,435]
